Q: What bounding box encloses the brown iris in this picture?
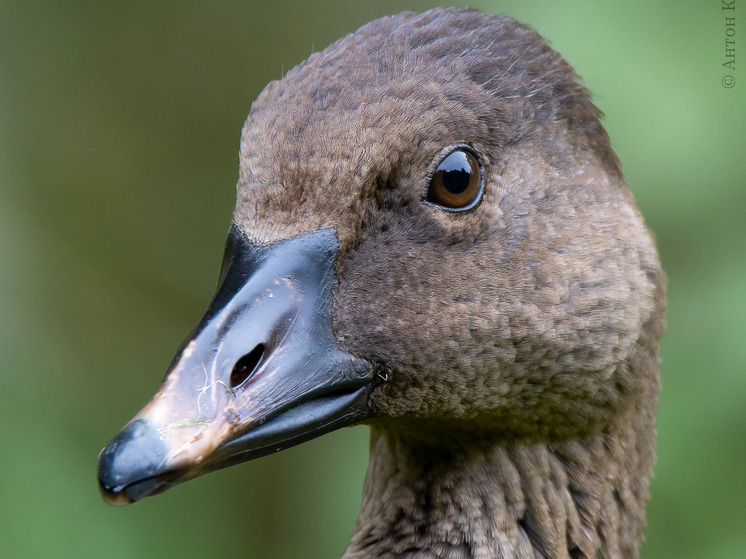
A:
[426,149,482,210]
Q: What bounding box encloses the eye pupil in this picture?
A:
[425,149,482,210]
[442,168,470,194]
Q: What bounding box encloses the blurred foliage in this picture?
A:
[0,0,744,558]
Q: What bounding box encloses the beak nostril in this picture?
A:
[230,344,265,388]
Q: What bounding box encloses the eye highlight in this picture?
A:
[425,149,483,211]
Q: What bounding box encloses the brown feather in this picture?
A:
[232,8,665,558]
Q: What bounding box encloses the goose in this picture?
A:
[98,8,665,558]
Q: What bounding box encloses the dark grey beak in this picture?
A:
[97,225,375,505]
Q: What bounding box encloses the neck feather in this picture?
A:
[343,391,657,559]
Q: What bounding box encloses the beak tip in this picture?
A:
[97,419,170,505]
[98,479,135,507]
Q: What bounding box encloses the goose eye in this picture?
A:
[426,149,482,210]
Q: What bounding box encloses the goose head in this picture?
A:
[98,9,664,549]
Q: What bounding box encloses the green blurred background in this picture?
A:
[1,0,743,557]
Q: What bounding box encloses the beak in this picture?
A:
[97,225,375,505]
